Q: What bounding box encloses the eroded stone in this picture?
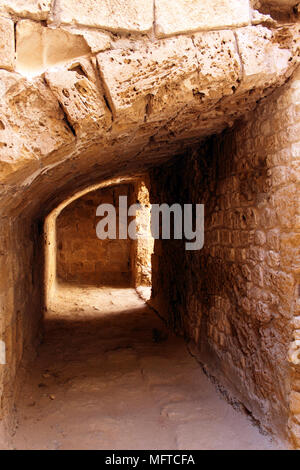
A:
[45,68,112,137]
[236,26,294,91]
[16,20,91,77]
[58,0,153,33]
[62,27,111,54]
[98,31,242,127]
[98,36,198,125]
[155,0,251,37]
[4,78,75,156]
[0,0,51,21]
[0,17,15,71]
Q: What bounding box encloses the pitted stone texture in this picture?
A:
[0,70,39,183]
[45,68,111,137]
[155,0,251,37]
[193,31,241,100]
[236,26,295,91]
[16,20,90,77]
[98,32,241,126]
[58,0,153,33]
[0,0,52,20]
[62,27,111,54]
[4,78,75,158]
[0,17,15,71]
[98,36,198,125]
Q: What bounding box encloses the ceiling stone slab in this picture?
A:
[97,31,242,129]
[45,68,112,138]
[58,0,154,33]
[3,78,75,160]
[155,0,251,38]
[236,25,297,91]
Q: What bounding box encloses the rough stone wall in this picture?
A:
[149,68,300,446]
[0,215,43,444]
[56,184,134,286]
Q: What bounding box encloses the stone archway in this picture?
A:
[0,0,299,449]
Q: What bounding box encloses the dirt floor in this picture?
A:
[11,285,282,450]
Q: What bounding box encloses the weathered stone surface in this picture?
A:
[62,27,111,54]
[4,78,75,157]
[236,26,294,91]
[149,70,300,446]
[59,0,153,33]
[0,17,15,71]
[193,31,241,99]
[0,134,39,184]
[0,70,40,183]
[98,36,198,125]
[98,31,241,126]
[155,0,250,37]
[16,20,90,76]
[45,68,111,137]
[0,0,51,20]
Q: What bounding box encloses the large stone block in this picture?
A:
[61,27,111,54]
[45,68,112,137]
[193,31,241,99]
[98,36,198,125]
[0,0,52,20]
[3,78,75,157]
[0,17,15,71]
[58,0,153,33]
[155,0,250,37]
[236,26,294,91]
[16,20,90,77]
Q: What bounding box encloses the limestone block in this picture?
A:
[152,31,241,141]
[0,17,15,71]
[236,26,294,91]
[45,69,112,137]
[0,70,39,182]
[58,0,153,33]
[192,31,241,99]
[0,0,51,20]
[155,0,250,37]
[98,31,241,126]
[98,36,198,125]
[16,21,90,77]
[4,78,75,157]
[62,27,111,54]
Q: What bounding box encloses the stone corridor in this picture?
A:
[0,0,299,450]
[12,285,279,450]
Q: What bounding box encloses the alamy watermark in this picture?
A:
[96,196,204,251]
[0,341,6,365]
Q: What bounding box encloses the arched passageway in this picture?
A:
[11,179,277,450]
[0,0,299,449]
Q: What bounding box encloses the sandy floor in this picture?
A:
[12,285,281,450]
